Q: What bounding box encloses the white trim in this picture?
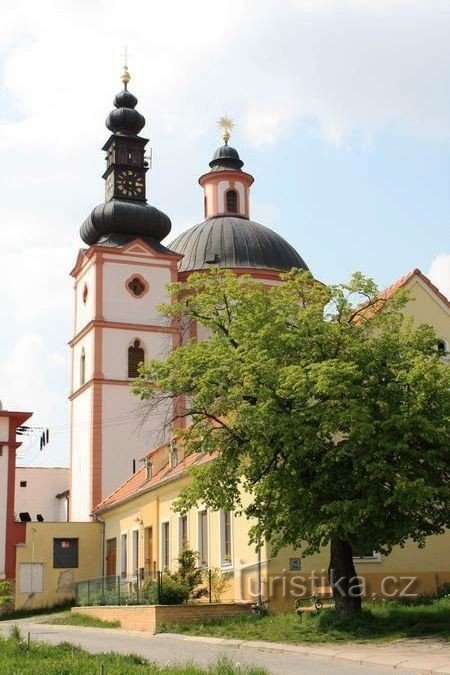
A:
[197,509,209,567]
[160,520,170,571]
[353,551,382,564]
[219,509,233,569]
[178,513,189,554]
[119,531,128,578]
[131,527,140,577]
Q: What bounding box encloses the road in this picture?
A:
[0,619,422,674]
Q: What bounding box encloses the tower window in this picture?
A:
[128,339,145,378]
[126,274,149,298]
[226,189,238,213]
[80,348,86,386]
[82,284,88,304]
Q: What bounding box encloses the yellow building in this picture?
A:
[95,269,450,612]
[14,521,102,611]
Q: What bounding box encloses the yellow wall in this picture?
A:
[15,522,102,610]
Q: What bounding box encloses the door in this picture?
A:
[106,537,117,576]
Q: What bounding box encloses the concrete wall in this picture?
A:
[15,522,102,611]
[15,467,70,522]
[0,418,10,579]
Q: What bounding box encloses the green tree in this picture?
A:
[133,269,450,615]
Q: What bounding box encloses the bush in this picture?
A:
[208,568,232,603]
[142,575,189,605]
[0,582,13,608]
[173,548,208,601]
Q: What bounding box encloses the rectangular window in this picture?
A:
[19,563,44,593]
[220,511,232,566]
[352,546,381,562]
[20,480,27,488]
[120,533,128,578]
[161,522,170,570]
[132,530,139,577]
[53,538,79,568]
[198,510,208,566]
[179,515,188,552]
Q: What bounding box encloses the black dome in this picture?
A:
[170,216,308,273]
[105,86,145,136]
[209,143,244,171]
[81,199,171,246]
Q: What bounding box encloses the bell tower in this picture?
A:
[70,67,181,521]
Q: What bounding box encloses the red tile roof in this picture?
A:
[378,268,449,307]
[95,451,213,513]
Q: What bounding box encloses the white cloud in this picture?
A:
[428,254,450,301]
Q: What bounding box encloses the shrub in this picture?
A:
[142,575,189,605]
[208,568,232,603]
[0,582,13,608]
[173,548,208,601]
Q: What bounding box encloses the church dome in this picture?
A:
[170,216,308,273]
[209,144,243,171]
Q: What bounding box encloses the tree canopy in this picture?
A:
[133,269,450,612]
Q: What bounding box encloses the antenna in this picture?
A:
[144,147,153,170]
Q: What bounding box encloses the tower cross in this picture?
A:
[217,116,234,144]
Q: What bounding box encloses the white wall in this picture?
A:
[15,467,70,523]
[102,258,172,326]
[70,388,93,521]
[102,328,172,381]
[75,262,96,335]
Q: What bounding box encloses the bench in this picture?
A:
[294,585,334,619]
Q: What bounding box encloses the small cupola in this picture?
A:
[199,118,254,220]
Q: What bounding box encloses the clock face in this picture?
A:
[116,170,144,198]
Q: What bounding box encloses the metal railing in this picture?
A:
[75,569,217,607]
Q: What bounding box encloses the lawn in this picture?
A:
[0,627,268,674]
[161,598,450,644]
[47,611,120,628]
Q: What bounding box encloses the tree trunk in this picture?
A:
[328,539,362,615]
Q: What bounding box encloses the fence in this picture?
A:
[75,570,216,607]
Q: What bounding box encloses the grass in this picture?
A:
[46,611,120,628]
[0,627,268,674]
[160,598,450,644]
[0,600,73,621]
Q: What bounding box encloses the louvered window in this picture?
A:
[128,339,145,378]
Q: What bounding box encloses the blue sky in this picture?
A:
[0,0,449,467]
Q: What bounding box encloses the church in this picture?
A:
[4,65,448,613]
[69,65,308,521]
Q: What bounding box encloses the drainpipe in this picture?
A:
[91,512,105,577]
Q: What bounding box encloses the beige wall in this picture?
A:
[15,522,102,611]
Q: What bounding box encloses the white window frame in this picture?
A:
[178,513,189,553]
[437,338,450,360]
[197,509,209,567]
[120,532,128,578]
[161,520,170,571]
[353,550,382,563]
[131,528,139,578]
[219,510,233,568]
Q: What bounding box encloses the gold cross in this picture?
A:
[121,45,131,87]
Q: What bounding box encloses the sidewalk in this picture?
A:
[160,632,450,673]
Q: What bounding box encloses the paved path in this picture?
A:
[1,617,449,674]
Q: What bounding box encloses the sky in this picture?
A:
[0,0,449,467]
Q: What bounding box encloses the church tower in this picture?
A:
[70,67,180,521]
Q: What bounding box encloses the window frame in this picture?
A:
[161,520,170,571]
[179,514,189,553]
[128,339,145,379]
[197,509,209,567]
[225,188,238,214]
[120,532,128,578]
[219,510,233,568]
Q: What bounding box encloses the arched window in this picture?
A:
[226,189,238,213]
[204,196,207,218]
[80,348,86,386]
[128,339,145,378]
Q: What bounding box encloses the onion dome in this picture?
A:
[105,68,145,136]
[80,200,171,246]
[79,65,172,246]
[170,216,308,273]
